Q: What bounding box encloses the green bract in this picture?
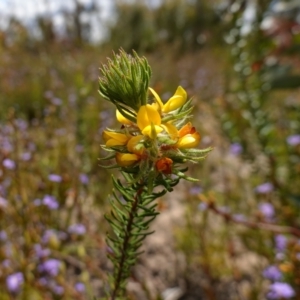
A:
[98,49,152,121]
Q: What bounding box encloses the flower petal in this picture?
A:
[142,125,163,138]
[178,122,195,137]
[137,105,161,131]
[115,153,139,167]
[103,131,129,146]
[162,86,187,113]
[127,135,145,155]
[161,123,178,140]
[149,87,164,110]
[177,132,200,149]
[116,110,133,125]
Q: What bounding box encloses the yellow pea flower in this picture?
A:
[161,122,179,140]
[177,132,201,149]
[127,135,145,155]
[149,86,187,113]
[137,105,163,138]
[176,122,201,149]
[103,131,130,147]
[116,109,134,125]
[115,152,140,167]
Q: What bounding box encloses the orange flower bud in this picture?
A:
[155,157,173,174]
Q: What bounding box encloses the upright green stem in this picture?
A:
[110,186,143,299]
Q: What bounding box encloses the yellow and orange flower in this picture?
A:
[116,109,134,125]
[115,152,140,167]
[103,131,130,147]
[149,86,187,113]
[176,122,200,149]
[137,104,163,138]
[127,135,145,155]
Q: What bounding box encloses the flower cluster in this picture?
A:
[102,86,211,181]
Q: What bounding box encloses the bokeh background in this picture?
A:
[0,0,300,299]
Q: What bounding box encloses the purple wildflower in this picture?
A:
[53,284,64,295]
[3,158,16,170]
[255,182,274,194]
[259,202,275,220]
[263,265,282,281]
[42,195,59,210]
[33,198,42,206]
[267,282,295,299]
[51,97,62,106]
[2,259,11,268]
[6,272,24,293]
[75,282,85,293]
[0,196,8,209]
[232,214,246,222]
[21,152,31,161]
[275,234,287,252]
[79,173,89,185]
[14,119,28,131]
[189,185,202,195]
[0,230,7,241]
[34,244,51,258]
[198,202,208,211]
[48,174,62,183]
[286,134,300,146]
[230,143,243,155]
[39,259,61,277]
[68,224,86,235]
[38,277,48,286]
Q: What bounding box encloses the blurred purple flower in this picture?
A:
[275,235,287,252]
[0,197,8,208]
[263,265,282,281]
[75,282,85,293]
[42,230,56,244]
[75,144,84,153]
[39,259,61,277]
[259,202,275,220]
[267,282,295,299]
[255,182,274,194]
[34,244,51,258]
[38,277,48,286]
[53,284,64,295]
[6,272,24,293]
[28,142,36,152]
[44,90,54,98]
[48,174,62,183]
[2,259,11,268]
[189,185,202,195]
[230,143,243,155]
[51,97,62,106]
[21,152,31,161]
[33,198,42,206]
[286,134,300,146]
[198,202,208,211]
[14,119,28,131]
[1,139,13,153]
[42,195,59,210]
[55,128,66,136]
[232,214,246,222]
[296,253,300,261]
[79,173,89,185]
[68,224,86,235]
[3,159,16,170]
[0,230,7,241]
